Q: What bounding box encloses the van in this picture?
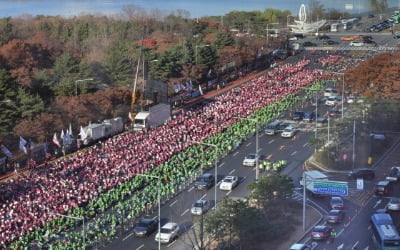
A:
[375,180,392,196]
[265,121,282,135]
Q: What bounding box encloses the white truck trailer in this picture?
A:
[82,123,106,145]
[133,103,171,131]
[299,170,329,196]
[103,117,124,137]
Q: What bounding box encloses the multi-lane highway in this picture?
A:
[104,113,322,250]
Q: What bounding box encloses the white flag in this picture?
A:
[19,136,27,154]
[68,123,73,136]
[52,133,61,148]
[61,130,65,139]
[199,85,203,95]
[79,126,88,140]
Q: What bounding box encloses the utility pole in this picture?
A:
[352,120,356,171]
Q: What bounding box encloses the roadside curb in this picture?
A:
[295,204,324,245]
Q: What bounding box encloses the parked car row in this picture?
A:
[365,18,393,32]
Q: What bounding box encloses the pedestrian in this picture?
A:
[331,229,337,242]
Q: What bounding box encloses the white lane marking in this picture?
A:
[233,151,239,156]
[363,247,369,250]
[259,133,264,138]
[303,143,308,147]
[136,244,144,250]
[337,228,344,238]
[226,190,232,196]
[229,169,236,175]
[170,200,178,207]
[167,239,177,248]
[368,225,371,230]
[152,215,158,220]
[257,148,262,152]
[219,162,225,168]
[337,243,344,250]
[268,139,274,144]
[188,186,194,192]
[200,194,207,200]
[291,151,297,156]
[122,232,133,241]
[217,181,222,186]
[246,142,252,147]
[181,209,189,216]
[373,199,381,208]
[352,241,359,249]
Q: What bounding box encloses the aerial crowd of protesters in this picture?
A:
[0,50,364,247]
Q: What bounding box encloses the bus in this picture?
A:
[343,21,353,30]
[330,23,341,32]
[370,213,400,250]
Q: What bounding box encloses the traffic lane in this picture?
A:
[301,196,365,250]
[108,122,317,250]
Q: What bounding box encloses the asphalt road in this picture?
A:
[101,91,356,250]
[299,135,400,250]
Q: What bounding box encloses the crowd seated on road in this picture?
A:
[0,52,347,246]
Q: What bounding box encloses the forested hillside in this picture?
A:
[1,8,293,148]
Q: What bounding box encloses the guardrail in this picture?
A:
[304,46,398,51]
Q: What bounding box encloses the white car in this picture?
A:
[219,176,239,191]
[289,243,310,250]
[386,166,400,182]
[281,126,296,138]
[191,200,210,215]
[155,222,179,243]
[243,153,258,166]
[325,96,336,106]
[350,41,364,47]
[387,198,400,211]
[324,88,338,97]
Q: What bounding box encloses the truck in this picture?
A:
[82,123,106,145]
[299,170,329,196]
[133,103,171,131]
[103,117,124,137]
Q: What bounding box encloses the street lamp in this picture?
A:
[331,72,345,121]
[49,212,85,249]
[299,87,319,149]
[265,22,279,47]
[191,140,218,210]
[75,78,94,97]
[195,45,210,64]
[241,117,260,180]
[137,174,161,250]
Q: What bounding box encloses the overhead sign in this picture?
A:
[357,178,364,190]
[313,181,349,196]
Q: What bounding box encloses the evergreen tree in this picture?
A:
[104,41,133,87]
[214,31,234,49]
[16,87,45,118]
[0,69,18,136]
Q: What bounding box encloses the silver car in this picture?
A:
[387,198,400,211]
[191,200,210,215]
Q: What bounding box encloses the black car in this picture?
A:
[133,218,158,237]
[310,225,332,241]
[292,111,305,120]
[375,180,392,196]
[303,112,315,122]
[323,40,338,45]
[330,197,344,210]
[194,173,215,190]
[317,34,330,40]
[368,14,375,18]
[328,109,341,117]
[347,168,375,180]
[326,209,345,223]
[303,41,317,47]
